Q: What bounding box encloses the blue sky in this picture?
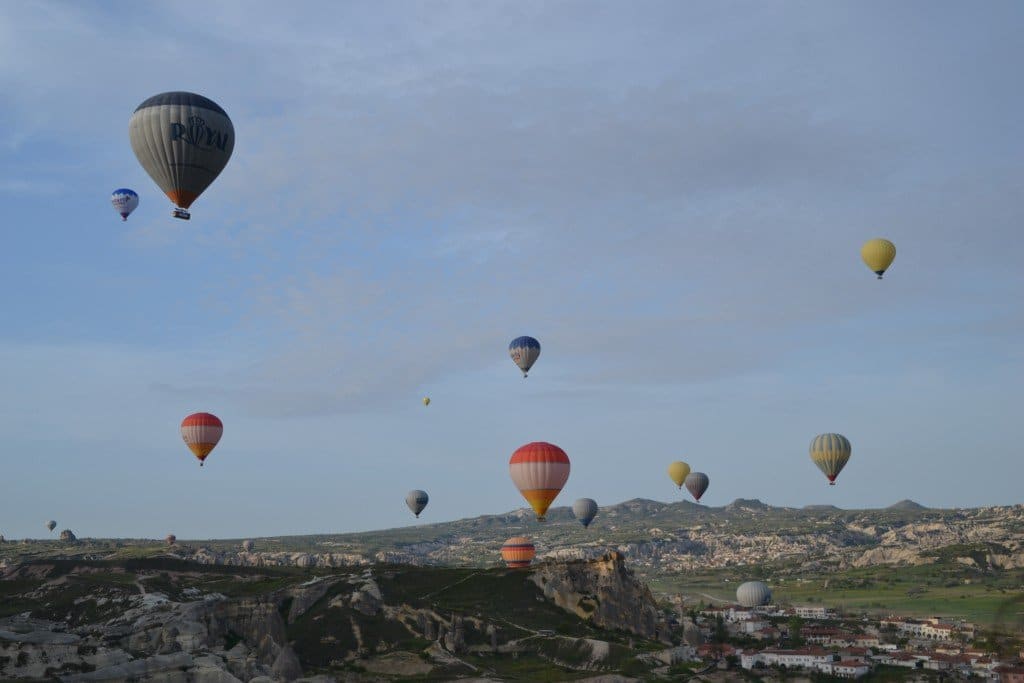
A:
[1,1,1021,539]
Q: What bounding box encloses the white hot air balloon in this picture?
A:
[129,92,234,220]
[110,188,139,221]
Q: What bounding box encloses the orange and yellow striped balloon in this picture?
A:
[180,412,223,466]
[501,537,536,568]
[509,441,570,521]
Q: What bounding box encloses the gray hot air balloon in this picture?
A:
[242,540,254,552]
[406,490,429,518]
[684,472,709,502]
[736,580,772,607]
[129,92,234,220]
[572,498,598,528]
[46,520,56,532]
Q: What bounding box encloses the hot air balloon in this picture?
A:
[166,534,177,546]
[573,498,598,528]
[509,442,570,521]
[736,581,772,607]
[509,336,541,377]
[422,397,431,406]
[406,490,429,518]
[242,540,254,552]
[46,520,56,532]
[861,238,896,279]
[685,472,709,502]
[110,188,139,221]
[668,461,691,489]
[810,433,851,485]
[180,412,223,466]
[500,537,536,568]
[129,92,234,220]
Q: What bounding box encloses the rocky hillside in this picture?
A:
[4,500,1023,581]
[0,553,676,682]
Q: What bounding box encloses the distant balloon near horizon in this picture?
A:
[667,461,691,489]
[500,537,536,568]
[165,534,176,546]
[180,412,223,466]
[736,580,772,607]
[110,188,138,221]
[509,442,570,522]
[406,490,429,518]
[46,520,56,532]
[810,433,852,485]
[861,238,896,279]
[129,92,234,220]
[509,336,541,377]
[242,540,254,552]
[572,498,598,528]
[684,472,709,502]
[422,397,430,406]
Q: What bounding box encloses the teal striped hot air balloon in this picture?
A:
[809,433,851,485]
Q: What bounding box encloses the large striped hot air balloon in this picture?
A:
[509,442,570,521]
[736,581,772,607]
[129,92,234,220]
[684,472,709,502]
[500,537,536,568]
[861,238,896,279]
[180,412,223,466]
[509,336,541,377]
[810,433,851,485]
[668,461,690,489]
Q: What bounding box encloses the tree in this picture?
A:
[788,616,805,647]
[714,614,728,644]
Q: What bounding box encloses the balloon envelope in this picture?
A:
[110,188,138,221]
[165,534,176,546]
[46,520,56,532]
[509,336,541,377]
[181,412,223,466]
[684,472,709,502]
[422,397,430,406]
[501,537,536,568]
[509,442,570,521]
[736,581,772,607]
[242,540,254,552]
[129,92,234,213]
[861,238,896,279]
[406,490,429,518]
[668,461,690,488]
[573,498,598,528]
[810,433,851,485]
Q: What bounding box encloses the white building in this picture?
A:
[793,605,833,619]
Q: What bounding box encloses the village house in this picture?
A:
[793,605,833,619]
[741,647,836,671]
[824,659,871,679]
[995,665,1024,683]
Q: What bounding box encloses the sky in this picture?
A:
[0,1,1021,540]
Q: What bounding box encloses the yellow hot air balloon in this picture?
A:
[809,433,851,485]
[668,461,690,489]
[861,238,896,279]
[422,397,430,406]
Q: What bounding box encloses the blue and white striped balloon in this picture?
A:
[509,336,541,377]
[110,188,139,221]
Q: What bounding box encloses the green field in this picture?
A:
[651,561,1024,632]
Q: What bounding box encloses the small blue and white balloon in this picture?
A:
[509,336,541,377]
[111,188,139,221]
